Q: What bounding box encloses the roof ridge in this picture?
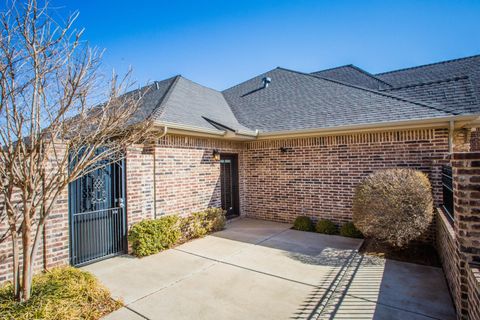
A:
[149,75,181,121]
[383,76,470,91]
[313,64,392,88]
[222,68,278,93]
[311,64,354,73]
[376,54,480,76]
[347,65,393,87]
[277,67,456,116]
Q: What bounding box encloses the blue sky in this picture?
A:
[46,0,480,90]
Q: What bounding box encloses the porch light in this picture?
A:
[212,149,221,161]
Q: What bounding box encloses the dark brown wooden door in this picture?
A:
[220,154,240,219]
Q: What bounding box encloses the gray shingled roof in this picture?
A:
[311,65,392,90]
[128,76,177,124]
[154,76,254,134]
[125,55,479,136]
[376,55,480,113]
[381,76,478,115]
[222,68,451,133]
[129,75,254,134]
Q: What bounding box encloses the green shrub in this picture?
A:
[315,219,338,235]
[180,208,226,242]
[0,266,121,320]
[352,169,433,247]
[340,222,363,238]
[129,215,181,257]
[293,216,314,231]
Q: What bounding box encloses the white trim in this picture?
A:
[256,115,480,140]
[153,115,480,141]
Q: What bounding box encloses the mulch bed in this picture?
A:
[359,238,441,267]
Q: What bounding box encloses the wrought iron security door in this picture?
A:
[69,159,126,266]
[220,154,240,219]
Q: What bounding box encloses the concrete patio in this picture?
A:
[83,218,455,320]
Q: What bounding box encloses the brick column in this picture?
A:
[452,152,480,319]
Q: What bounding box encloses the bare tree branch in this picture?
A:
[0,0,155,301]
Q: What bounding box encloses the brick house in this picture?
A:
[1,54,480,317]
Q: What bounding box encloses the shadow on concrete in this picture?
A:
[291,253,456,320]
[210,219,455,320]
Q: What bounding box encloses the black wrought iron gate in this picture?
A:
[68,159,127,266]
[220,154,240,219]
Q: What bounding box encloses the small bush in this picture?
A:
[130,208,225,256]
[180,208,226,242]
[352,168,433,248]
[129,215,181,257]
[293,216,314,231]
[0,266,121,320]
[340,222,363,238]
[315,219,338,235]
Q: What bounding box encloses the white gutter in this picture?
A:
[449,120,454,153]
[257,115,479,139]
[154,121,226,136]
[153,115,480,141]
[153,126,168,219]
[153,121,258,139]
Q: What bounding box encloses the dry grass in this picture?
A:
[0,266,122,320]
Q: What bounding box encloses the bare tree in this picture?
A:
[0,0,154,301]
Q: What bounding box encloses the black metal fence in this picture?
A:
[69,158,126,266]
[70,207,126,266]
[442,165,454,222]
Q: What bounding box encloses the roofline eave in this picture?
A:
[255,114,480,140]
[153,121,258,141]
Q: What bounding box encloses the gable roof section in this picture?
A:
[153,76,254,134]
[222,67,451,133]
[312,65,392,90]
[376,55,480,112]
[381,76,478,115]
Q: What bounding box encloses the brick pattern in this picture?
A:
[126,145,155,227]
[452,153,480,265]
[466,264,480,320]
[154,135,245,217]
[471,129,480,152]
[437,210,462,314]
[0,189,69,283]
[437,152,480,319]
[242,128,449,243]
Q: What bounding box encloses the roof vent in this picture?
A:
[262,77,272,88]
[155,81,160,90]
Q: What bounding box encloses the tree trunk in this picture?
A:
[21,214,32,302]
[10,230,20,299]
[29,221,44,286]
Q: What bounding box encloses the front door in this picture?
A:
[68,159,127,266]
[220,154,240,219]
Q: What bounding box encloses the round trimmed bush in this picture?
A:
[352,168,433,248]
[339,222,363,238]
[315,219,337,235]
[293,216,314,231]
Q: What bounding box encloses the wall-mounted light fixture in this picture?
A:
[212,149,221,161]
[280,147,292,153]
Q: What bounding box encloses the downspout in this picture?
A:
[153,126,168,219]
[449,120,454,153]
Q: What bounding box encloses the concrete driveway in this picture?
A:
[84,218,455,320]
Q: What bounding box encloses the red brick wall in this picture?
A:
[437,210,462,313]
[242,129,449,238]
[126,145,155,227]
[450,152,480,319]
[153,135,245,217]
[470,129,480,152]
[466,265,480,320]
[0,189,69,283]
